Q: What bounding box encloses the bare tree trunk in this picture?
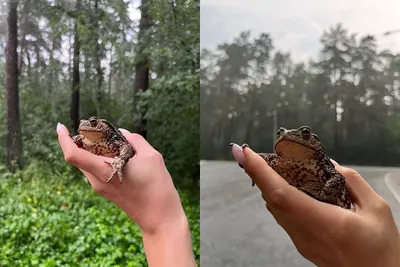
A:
[17,0,31,76]
[71,0,81,134]
[95,0,103,116]
[134,0,151,138]
[6,0,22,172]
[48,35,55,94]
[108,44,113,97]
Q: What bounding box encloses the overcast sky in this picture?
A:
[201,0,400,62]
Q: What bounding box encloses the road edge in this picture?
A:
[384,173,400,205]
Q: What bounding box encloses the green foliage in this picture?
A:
[0,1,200,264]
[144,71,200,186]
[134,0,200,186]
[0,161,200,266]
[201,24,400,166]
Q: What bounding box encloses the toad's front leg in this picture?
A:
[72,135,84,148]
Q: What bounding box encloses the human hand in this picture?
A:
[233,144,400,267]
[57,123,196,267]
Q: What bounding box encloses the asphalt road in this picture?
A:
[200,161,400,267]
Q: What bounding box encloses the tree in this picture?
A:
[134,0,151,138]
[70,0,81,134]
[200,27,400,166]
[6,0,22,172]
[318,24,355,157]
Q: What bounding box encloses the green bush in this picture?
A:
[141,71,200,187]
[0,161,200,266]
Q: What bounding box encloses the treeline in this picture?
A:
[201,24,400,166]
[0,0,200,186]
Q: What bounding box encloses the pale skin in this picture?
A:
[234,145,400,267]
[57,123,196,267]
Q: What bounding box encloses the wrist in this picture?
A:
[116,183,185,233]
[142,212,196,267]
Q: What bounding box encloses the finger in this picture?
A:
[57,124,110,178]
[262,185,345,228]
[231,143,245,165]
[266,202,324,261]
[241,146,291,194]
[330,158,339,167]
[119,129,155,154]
[334,165,380,209]
[80,168,102,187]
[57,123,77,153]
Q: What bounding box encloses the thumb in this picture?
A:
[240,145,289,194]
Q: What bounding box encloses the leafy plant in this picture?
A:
[0,161,200,266]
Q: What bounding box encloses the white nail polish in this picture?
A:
[118,128,130,134]
[231,143,245,165]
[56,122,61,133]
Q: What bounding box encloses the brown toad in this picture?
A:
[72,116,135,183]
[233,126,353,209]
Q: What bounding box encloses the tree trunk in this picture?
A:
[108,45,113,97]
[134,0,151,138]
[48,35,55,94]
[70,0,81,134]
[95,0,102,116]
[6,0,22,172]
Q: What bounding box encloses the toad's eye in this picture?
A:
[301,127,311,139]
[312,134,319,141]
[301,127,311,135]
[277,127,285,136]
[89,117,97,126]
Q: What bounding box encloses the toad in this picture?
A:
[72,116,135,183]
[232,126,352,209]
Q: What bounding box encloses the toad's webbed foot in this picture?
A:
[104,157,125,183]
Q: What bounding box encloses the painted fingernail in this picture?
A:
[330,158,339,166]
[231,143,245,165]
[118,128,131,134]
[56,122,62,133]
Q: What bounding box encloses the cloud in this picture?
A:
[201,0,400,61]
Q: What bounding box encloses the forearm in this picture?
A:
[142,213,196,267]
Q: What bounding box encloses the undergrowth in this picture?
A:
[0,161,200,266]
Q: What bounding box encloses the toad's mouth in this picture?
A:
[78,129,105,140]
[274,138,317,160]
[275,137,317,151]
[78,128,102,133]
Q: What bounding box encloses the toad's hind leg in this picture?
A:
[308,171,351,209]
[103,144,134,184]
[104,157,124,183]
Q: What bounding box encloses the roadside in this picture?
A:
[385,173,400,204]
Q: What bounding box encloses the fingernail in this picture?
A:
[56,122,62,133]
[231,143,245,165]
[119,128,131,134]
[330,158,339,166]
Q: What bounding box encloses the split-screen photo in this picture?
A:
[1,0,400,266]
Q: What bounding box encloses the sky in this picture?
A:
[201,0,400,62]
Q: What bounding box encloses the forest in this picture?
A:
[0,0,199,265]
[201,24,400,167]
